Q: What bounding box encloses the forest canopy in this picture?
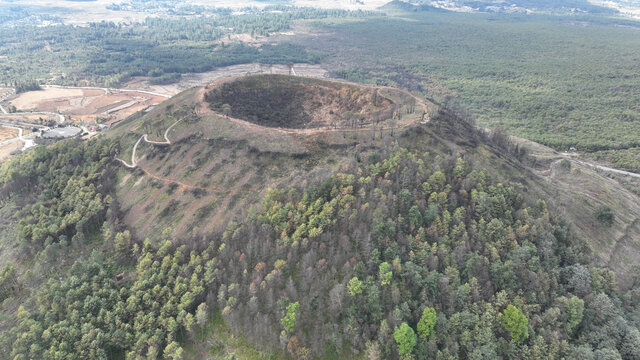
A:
[1,139,637,359]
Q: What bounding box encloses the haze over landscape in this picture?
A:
[0,0,639,359]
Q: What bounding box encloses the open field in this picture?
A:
[10,87,166,124]
[11,88,83,108]
[0,0,150,25]
[0,127,18,142]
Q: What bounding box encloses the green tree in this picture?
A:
[502,305,529,344]
[379,262,392,286]
[281,301,299,333]
[429,171,446,192]
[393,322,417,356]
[408,205,423,231]
[348,277,364,296]
[417,307,437,339]
[164,341,183,360]
[114,230,131,255]
[567,296,584,332]
[595,206,614,227]
[0,264,17,301]
[196,302,208,338]
[454,157,467,178]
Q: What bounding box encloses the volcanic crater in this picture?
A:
[203,74,410,130]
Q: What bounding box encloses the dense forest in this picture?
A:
[0,6,377,86]
[298,6,640,170]
[0,132,638,359]
[208,144,640,359]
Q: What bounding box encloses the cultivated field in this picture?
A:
[10,87,166,124]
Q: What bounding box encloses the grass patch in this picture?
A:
[184,310,280,360]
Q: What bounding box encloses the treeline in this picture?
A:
[13,80,41,94]
[149,72,181,85]
[589,148,640,173]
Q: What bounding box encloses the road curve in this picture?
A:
[116,119,182,168]
[144,119,182,145]
[0,124,39,150]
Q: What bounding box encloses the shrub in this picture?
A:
[595,206,614,227]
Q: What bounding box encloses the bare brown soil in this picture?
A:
[11,88,165,124]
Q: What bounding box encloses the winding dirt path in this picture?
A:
[116,119,205,189]
[144,119,182,145]
[116,119,183,167]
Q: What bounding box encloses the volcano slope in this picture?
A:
[1,75,639,359]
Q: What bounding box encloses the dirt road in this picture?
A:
[573,159,640,179]
[115,119,204,189]
[44,85,171,99]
